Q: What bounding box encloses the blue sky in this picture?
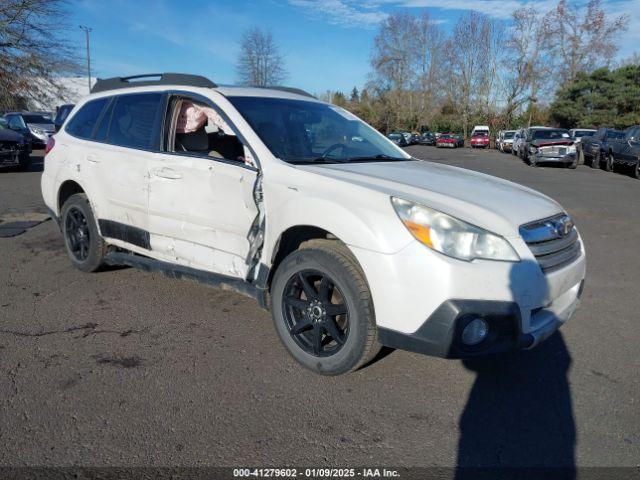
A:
[70,0,639,94]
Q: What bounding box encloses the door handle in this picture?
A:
[86,154,100,163]
[152,167,182,180]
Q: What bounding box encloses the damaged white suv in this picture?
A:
[42,74,586,375]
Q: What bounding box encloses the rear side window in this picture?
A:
[108,93,162,150]
[66,98,109,139]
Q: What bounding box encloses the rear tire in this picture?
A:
[633,161,639,179]
[270,239,380,375]
[60,193,107,273]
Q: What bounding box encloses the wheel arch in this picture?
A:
[267,225,345,290]
[57,179,86,214]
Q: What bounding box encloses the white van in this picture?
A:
[471,125,490,136]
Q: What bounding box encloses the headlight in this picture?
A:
[567,145,576,153]
[529,145,538,153]
[391,197,520,262]
[31,127,44,135]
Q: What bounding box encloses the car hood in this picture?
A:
[0,129,23,142]
[531,139,573,147]
[298,160,564,237]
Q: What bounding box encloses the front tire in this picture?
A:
[270,240,380,375]
[633,161,639,179]
[591,151,601,169]
[605,152,614,172]
[61,193,107,272]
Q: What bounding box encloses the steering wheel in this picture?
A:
[320,143,348,159]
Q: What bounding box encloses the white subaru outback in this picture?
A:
[41,74,586,375]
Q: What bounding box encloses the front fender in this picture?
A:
[263,185,415,264]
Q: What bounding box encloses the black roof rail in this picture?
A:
[91,73,217,94]
[259,86,316,99]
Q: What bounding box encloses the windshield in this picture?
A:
[574,130,594,138]
[23,114,52,124]
[532,129,570,140]
[228,96,409,164]
[388,134,401,140]
[504,132,515,138]
[0,118,6,130]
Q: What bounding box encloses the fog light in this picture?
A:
[461,318,489,346]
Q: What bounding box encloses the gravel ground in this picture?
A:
[0,147,638,470]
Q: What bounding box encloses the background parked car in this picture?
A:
[470,131,490,148]
[409,132,421,145]
[2,111,54,148]
[436,133,460,148]
[388,132,408,147]
[569,128,596,144]
[498,130,516,152]
[580,127,625,168]
[53,104,74,133]
[598,125,640,177]
[471,125,490,137]
[419,131,436,145]
[521,127,577,168]
[512,128,526,157]
[0,116,32,170]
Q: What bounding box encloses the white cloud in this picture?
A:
[287,0,388,28]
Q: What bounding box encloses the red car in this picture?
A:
[436,133,461,148]
[470,132,490,148]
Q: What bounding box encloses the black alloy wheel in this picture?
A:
[60,193,107,272]
[282,270,349,357]
[65,206,91,262]
[270,239,380,375]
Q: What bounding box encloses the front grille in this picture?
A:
[520,214,581,273]
[538,145,569,156]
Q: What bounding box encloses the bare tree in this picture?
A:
[501,7,550,126]
[0,0,79,110]
[236,28,287,87]
[369,13,418,131]
[544,0,628,86]
[412,13,445,130]
[445,12,500,137]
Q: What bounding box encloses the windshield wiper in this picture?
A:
[343,154,408,162]
[289,157,349,164]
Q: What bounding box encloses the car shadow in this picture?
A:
[455,259,576,479]
[454,333,575,478]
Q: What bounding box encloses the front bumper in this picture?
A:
[351,234,586,359]
[437,143,456,148]
[378,278,583,358]
[532,152,576,163]
[0,143,29,166]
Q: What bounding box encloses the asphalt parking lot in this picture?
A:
[1,146,638,470]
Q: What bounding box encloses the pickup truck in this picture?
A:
[599,126,640,178]
[579,128,624,168]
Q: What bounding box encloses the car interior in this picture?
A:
[168,99,248,164]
